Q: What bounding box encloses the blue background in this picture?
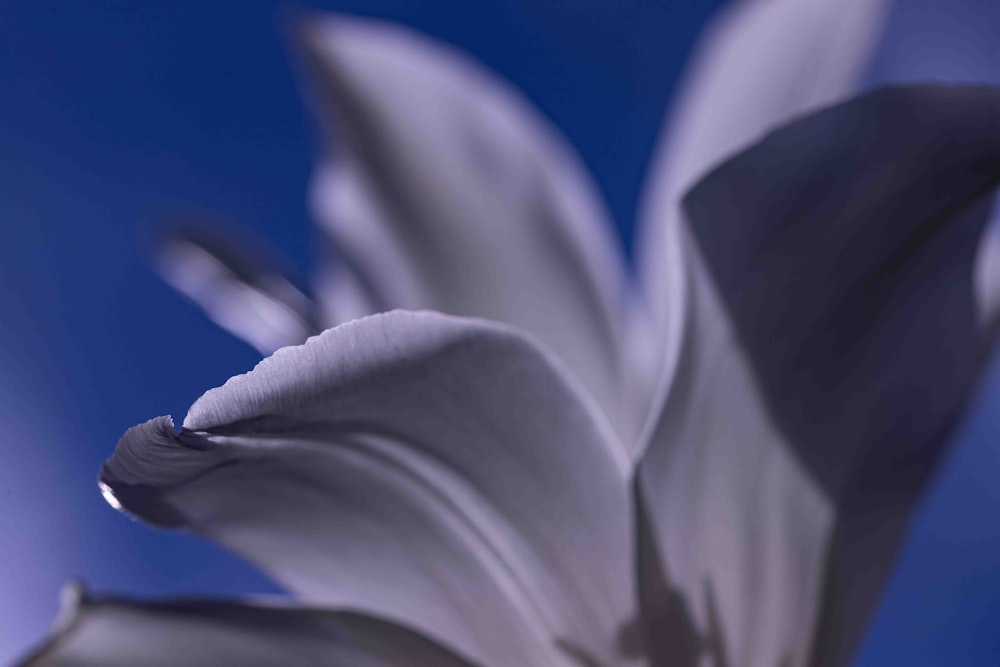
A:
[2,0,999,663]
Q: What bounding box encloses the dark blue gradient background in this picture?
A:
[2,1,999,663]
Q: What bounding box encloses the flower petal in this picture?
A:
[867,0,1000,340]
[296,16,634,439]
[156,225,319,354]
[638,86,1000,666]
[634,0,889,421]
[18,583,472,666]
[100,310,634,667]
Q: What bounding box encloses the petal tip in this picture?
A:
[54,580,87,634]
[99,416,199,527]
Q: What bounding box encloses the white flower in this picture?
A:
[21,1,1000,666]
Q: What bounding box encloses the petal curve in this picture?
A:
[101,310,634,667]
[296,16,634,440]
[639,86,1000,666]
[635,0,889,432]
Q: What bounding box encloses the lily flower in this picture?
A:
[20,1,1000,666]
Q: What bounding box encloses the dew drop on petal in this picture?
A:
[98,481,122,511]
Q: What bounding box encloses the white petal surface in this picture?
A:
[639,87,1000,666]
[297,17,634,440]
[19,584,472,667]
[101,310,634,667]
[635,0,889,424]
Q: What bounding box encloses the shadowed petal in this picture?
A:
[100,310,634,667]
[866,0,1000,337]
[156,225,320,354]
[18,583,472,666]
[638,86,1000,666]
[295,16,635,441]
[634,0,889,428]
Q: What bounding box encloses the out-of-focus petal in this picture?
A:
[865,0,1000,342]
[638,86,1000,666]
[100,310,634,667]
[975,231,1000,328]
[156,225,319,354]
[866,0,1000,88]
[296,17,635,441]
[634,0,889,430]
[18,583,472,666]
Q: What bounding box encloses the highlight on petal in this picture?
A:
[18,583,472,666]
[634,0,889,423]
[638,86,1000,666]
[975,231,1000,329]
[101,310,634,667]
[293,16,635,441]
[156,225,319,354]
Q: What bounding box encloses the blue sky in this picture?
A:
[1,0,999,663]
